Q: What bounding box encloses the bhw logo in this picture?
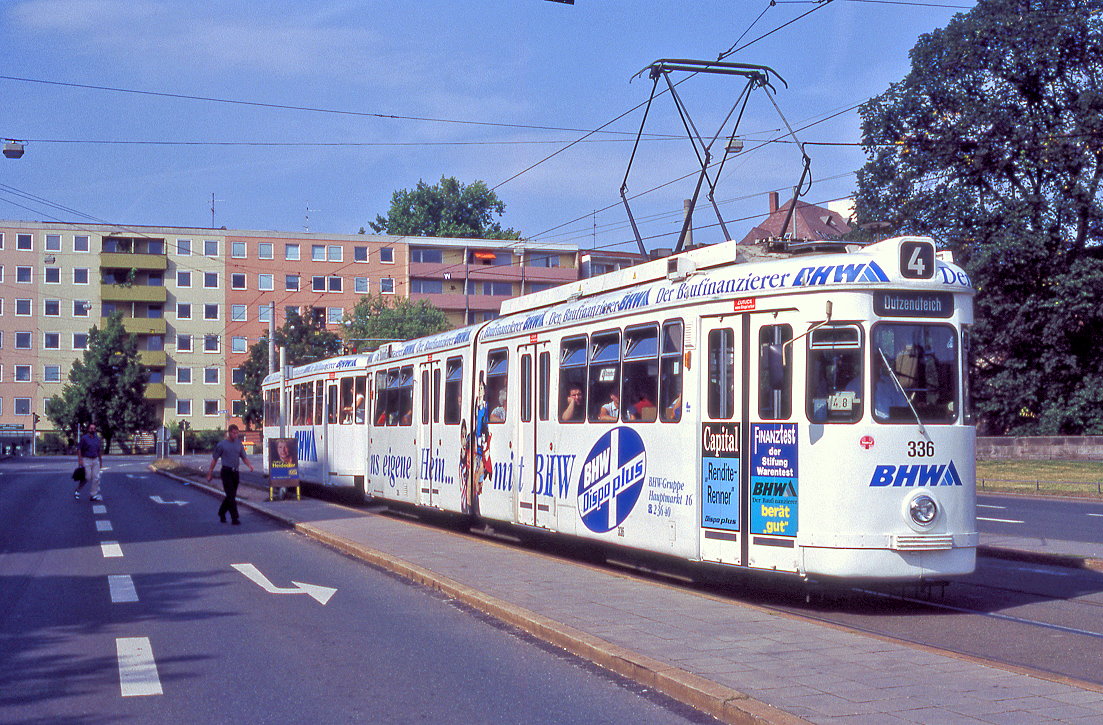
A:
[868,461,963,487]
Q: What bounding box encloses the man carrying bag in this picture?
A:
[74,423,104,502]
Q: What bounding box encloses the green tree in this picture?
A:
[369,176,522,239]
[855,0,1103,435]
[343,296,451,353]
[234,309,343,429]
[46,313,156,450]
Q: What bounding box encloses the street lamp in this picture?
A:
[3,140,25,159]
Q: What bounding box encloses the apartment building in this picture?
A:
[0,221,577,433]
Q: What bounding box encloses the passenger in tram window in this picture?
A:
[561,385,584,421]
[631,391,656,422]
[663,394,682,422]
[491,388,507,421]
[354,394,366,424]
[597,391,620,421]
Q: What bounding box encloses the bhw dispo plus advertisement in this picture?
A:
[750,424,798,537]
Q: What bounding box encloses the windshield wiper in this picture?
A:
[877,348,931,442]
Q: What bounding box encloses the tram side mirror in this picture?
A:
[765,343,786,389]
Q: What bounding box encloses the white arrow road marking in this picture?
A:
[231,563,336,605]
[149,496,188,505]
[116,637,162,696]
[109,575,139,602]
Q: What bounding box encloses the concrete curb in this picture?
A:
[978,545,1103,573]
[151,466,805,724]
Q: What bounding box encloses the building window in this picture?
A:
[312,276,325,292]
[44,299,60,316]
[354,246,368,262]
[311,245,325,262]
[482,281,512,296]
[45,267,61,283]
[411,278,443,294]
[285,243,300,261]
[204,400,220,416]
[381,278,395,294]
[355,277,369,293]
[176,399,192,415]
[231,304,246,321]
[380,247,394,263]
[204,367,219,384]
[204,272,218,288]
[231,368,245,386]
[232,336,247,353]
[177,367,192,384]
[177,270,192,287]
[177,239,192,255]
[258,242,273,259]
[16,299,31,316]
[74,235,90,252]
[204,304,219,320]
[74,268,89,284]
[232,399,246,416]
[258,305,272,323]
[204,240,219,257]
[17,266,32,283]
[15,365,31,382]
[15,398,31,416]
[411,247,443,264]
[74,300,90,317]
[204,334,220,352]
[43,332,60,349]
[328,276,342,292]
[327,307,343,324]
[177,303,192,319]
[177,334,192,352]
[15,332,32,349]
[286,274,300,291]
[44,365,61,383]
[231,273,246,290]
[102,302,117,316]
[231,241,247,258]
[327,245,342,262]
[45,234,61,251]
[17,234,32,251]
[73,333,88,350]
[528,253,560,267]
[285,305,299,319]
[258,273,273,291]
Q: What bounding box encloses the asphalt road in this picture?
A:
[977,493,1103,545]
[0,458,713,724]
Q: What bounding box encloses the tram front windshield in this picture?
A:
[872,323,958,424]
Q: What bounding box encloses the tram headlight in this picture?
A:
[908,494,938,526]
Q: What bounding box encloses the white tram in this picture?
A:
[262,236,977,581]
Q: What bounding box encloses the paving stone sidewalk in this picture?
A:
[164,466,1103,725]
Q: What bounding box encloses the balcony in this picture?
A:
[101,284,168,303]
[103,317,167,335]
[143,383,167,400]
[100,252,168,271]
[139,350,167,367]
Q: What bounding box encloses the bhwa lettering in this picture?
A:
[868,461,964,487]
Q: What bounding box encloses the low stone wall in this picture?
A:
[978,436,1103,460]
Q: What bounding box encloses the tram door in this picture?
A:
[699,318,745,566]
[744,314,800,574]
[516,340,554,528]
[416,360,443,507]
[323,378,338,484]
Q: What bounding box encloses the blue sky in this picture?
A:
[0,0,973,253]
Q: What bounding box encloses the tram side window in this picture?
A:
[808,325,863,424]
[708,328,736,419]
[374,371,389,425]
[444,357,463,425]
[521,354,532,423]
[962,326,974,425]
[327,384,338,424]
[421,370,431,425]
[758,324,793,420]
[589,331,621,423]
[397,365,414,426]
[432,368,442,423]
[538,351,550,421]
[872,323,957,424]
[660,321,683,422]
[340,377,355,424]
[623,325,658,423]
[355,376,366,424]
[559,336,587,422]
[264,389,278,425]
[292,384,302,425]
[486,350,508,424]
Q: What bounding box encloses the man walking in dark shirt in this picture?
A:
[74,423,104,501]
[206,425,254,525]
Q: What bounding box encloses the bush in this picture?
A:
[39,431,73,455]
[186,429,225,453]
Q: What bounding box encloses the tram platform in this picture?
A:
[158,464,1103,724]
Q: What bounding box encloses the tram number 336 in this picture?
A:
[907,440,936,458]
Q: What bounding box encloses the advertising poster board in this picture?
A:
[268,438,299,486]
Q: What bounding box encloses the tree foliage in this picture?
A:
[46,313,155,449]
[344,296,451,352]
[856,0,1103,434]
[234,309,343,429]
[368,176,521,239]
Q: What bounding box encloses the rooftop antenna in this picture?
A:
[305,203,319,233]
[210,192,223,228]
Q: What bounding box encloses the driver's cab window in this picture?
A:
[807,325,863,424]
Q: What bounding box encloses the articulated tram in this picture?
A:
[262,236,977,581]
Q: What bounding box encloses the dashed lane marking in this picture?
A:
[116,637,162,696]
[977,516,1025,524]
[96,520,113,532]
[93,505,107,514]
[109,575,139,603]
[100,541,123,558]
